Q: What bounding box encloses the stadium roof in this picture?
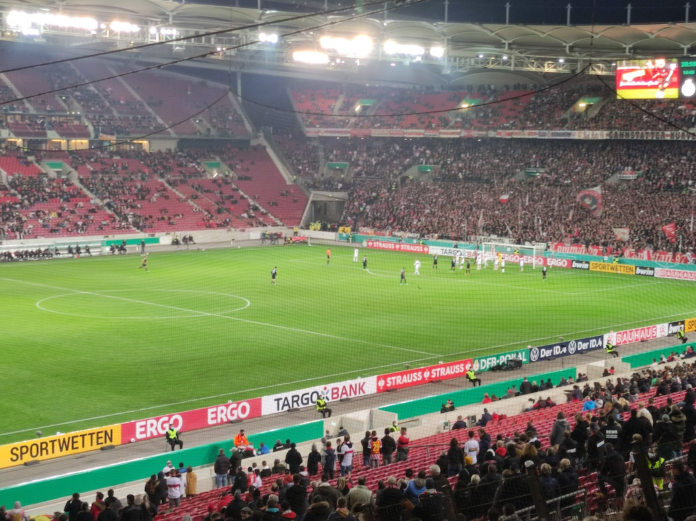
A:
[2,0,696,85]
[6,0,696,57]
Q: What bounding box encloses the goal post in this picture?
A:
[481,242,547,269]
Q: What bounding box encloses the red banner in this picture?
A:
[377,359,473,392]
[350,129,372,137]
[544,257,572,268]
[662,223,677,242]
[614,324,666,346]
[366,240,429,254]
[655,268,696,281]
[121,398,262,443]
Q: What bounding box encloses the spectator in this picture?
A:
[76,503,92,521]
[215,449,232,489]
[185,466,197,497]
[396,429,410,462]
[91,493,106,521]
[307,445,322,476]
[669,461,696,521]
[226,491,246,521]
[429,464,450,491]
[348,477,373,508]
[538,463,560,500]
[549,412,570,447]
[105,491,122,514]
[286,475,308,519]
[285,444,303,474]
[328,498,354,521]
[381,429,396,465]
[65,494,83,521]
[464,431,480,465]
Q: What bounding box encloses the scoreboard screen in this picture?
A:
[616,58,679,99]
[680,58,696,98]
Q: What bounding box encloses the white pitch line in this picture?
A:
[1,277,437,358]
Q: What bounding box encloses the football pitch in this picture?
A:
[1,243,695,444]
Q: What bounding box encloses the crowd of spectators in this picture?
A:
[52,359,695,521]
[90,115,163,136]
[339,139,696,250]
[287,80,696,133]
[275,136,320,179]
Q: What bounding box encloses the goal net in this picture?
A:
[481,242,547,269]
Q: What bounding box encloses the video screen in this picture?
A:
[616,58,679,99]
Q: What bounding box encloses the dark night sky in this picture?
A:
[189,0,694,25]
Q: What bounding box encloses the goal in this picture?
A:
[481,242,547,269]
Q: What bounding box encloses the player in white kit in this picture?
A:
[494,257,499,270]
[414,259,421,275]
[353,248,359,262]
[501,259,506,273]
[476,254,482,270]
[456,251,462,269]
[520,259,524,272]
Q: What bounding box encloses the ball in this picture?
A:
[36,430,42,437]
[131,438,136,443]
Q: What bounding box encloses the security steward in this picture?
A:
[648,451,666,490]
[389,421,399,433]
[316,395,332,418]
[466,368,482,387]
[605,341,619,358]
[677,329,688,344]
[165,424,183,451]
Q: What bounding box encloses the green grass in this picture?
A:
[1,244,695,444]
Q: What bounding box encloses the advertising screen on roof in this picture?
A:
[616,58,679,99]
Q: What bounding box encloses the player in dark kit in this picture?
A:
[465,260,470,275]
[271,267,277,285]
[362,256,367,270]
[400,268,407,285]
[542,266,547,280]
[139,254,149,272]
[450,257,456,272]
[433,255,438,269]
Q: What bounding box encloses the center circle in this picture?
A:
[36,289,251,320]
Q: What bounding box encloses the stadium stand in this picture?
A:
[219,146,308,226]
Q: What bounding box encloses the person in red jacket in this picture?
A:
[482,393,492,404]
[397,427,410,462]
[90,493,106,521]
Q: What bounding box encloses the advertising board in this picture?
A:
[589,262,636,275]
[0,425,121,469]
[121,399,263,442]
[616,59,680,99]
[472,350,529,372]
[261,377,377,415]
[376,360,472,392]
[528,335,604,362]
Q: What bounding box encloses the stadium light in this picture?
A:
[259,32,278,43]
[429,46,444,58]
[110,21,140,33]
[7,10,98,31]
[502,55,508,60]
[559,58,565,63]
[383,40,424,56]
[293,51,329,64]
[320,35,372,57]
[478,54,484,58]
